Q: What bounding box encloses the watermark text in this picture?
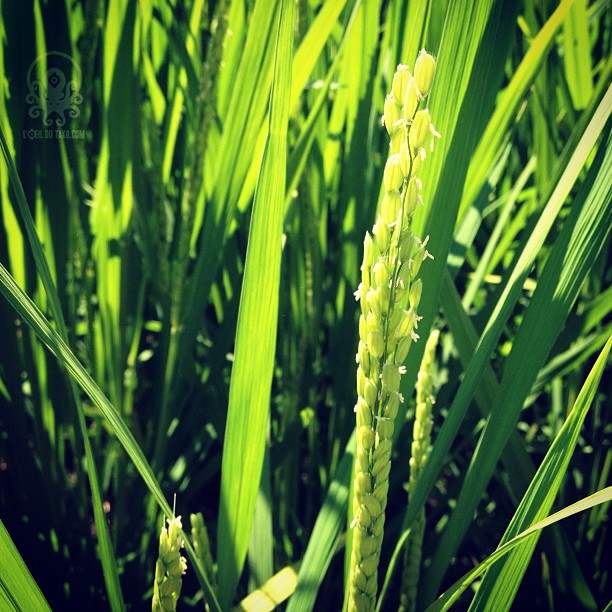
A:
[22,128,85,140]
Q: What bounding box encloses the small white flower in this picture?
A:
[354,284,363,301]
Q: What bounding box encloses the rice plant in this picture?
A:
[0,1,611,611]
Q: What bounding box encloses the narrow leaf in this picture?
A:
[426,487,612,612]
[216,0,294,607]
[0,519,52,612]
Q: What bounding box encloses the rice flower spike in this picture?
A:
[348,49,439,612]
[400,328,440,612]
[152,515,188,612]
[191,512,217,596]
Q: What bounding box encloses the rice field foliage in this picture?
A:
[0,0,610,610]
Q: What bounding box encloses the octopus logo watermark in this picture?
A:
[25,51,83,133]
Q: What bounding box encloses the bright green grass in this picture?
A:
[0,0,611,610]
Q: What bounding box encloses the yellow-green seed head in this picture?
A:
[357,365,366,397]
[381,190,402,225]
[359,314,367,342]
[363,378,378,408]
[373,215,390,252]
[403,77,420,121]
[366,311,381,333]
[390,127,405,155]
[387,308,403,336]
[357,504,372,528]
[357,446,369,472]
[394,264,411,302]
[374,480,390,503]
[352,591,372,610]
[367,330,384,359]
[383,95,402,136]
[354,567,368,591]
[415,400,432,424]
[361,266,371,292]
[350,47,439,612]
[414,49,436,97]
[399,231,416,262]
[400,141,421,178]
[374,259,391,288]
[383,155,404,192]
[384,392,401,419]
[362,494,382,519]
[153,516,187,612]
[392,64,411,105]
[409,278,423,309]
[372,458,392,481]
[160,595,177,611]
[370,516,385,538]
[355,396,372,426]
[409,110,431,151]
[396,308,415,338]
[357,340,370,369]
[367,287,382,318]
[363,232,374,267]
[378,284,391,311]
[395,335,412,364]
[373,438,392,460]
[361,534,378,557]
[356,472,373,494]
[358,425,375,450]
[410,237,432,279]
[376,416,394,439]
[382,362,401,394]
[405,178,419,215]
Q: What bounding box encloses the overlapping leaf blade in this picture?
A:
[216,0,294,606]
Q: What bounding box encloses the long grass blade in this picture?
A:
[0,519,52,612]
[401,76,611,566]
[0,124,125,610]
[216,0,294,606]
[427,334,612,611]
[0,262,221,612]
[425,488,612,612]
[563,0,593,110]
[467,338,612,607]
[287,433,354,612]
[399,0,521,415]
[421,115,612,602]
[459,0,575,222]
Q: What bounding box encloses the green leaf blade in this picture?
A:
[216,0,294,607]
[0,519,52,612]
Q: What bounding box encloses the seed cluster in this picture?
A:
[400,329,439,612]
[191,512,217,595]
[348,49,438,612]
[152,516,188,612]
